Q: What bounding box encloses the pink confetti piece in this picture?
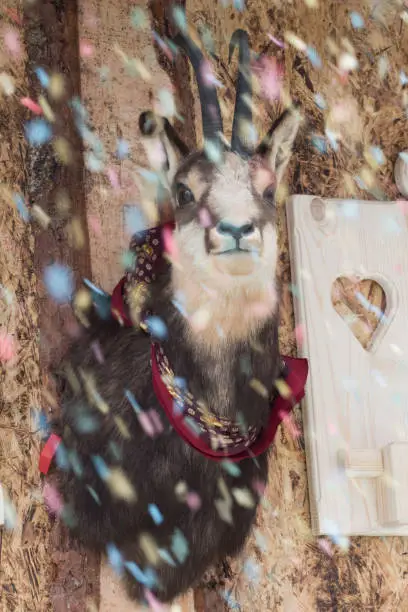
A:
[137,412,155,437]
[397,200,408,215]
[91,340,104,364]
[252,478,266,497]
[0,330,16,363]
[106,167,120,190]
[147,409,163,435]
[88,214,102,235]
[267,33,285,48]
[200,59,222,88]
[295,323,305,347]
[79,40,94,57]
[318,538,334,557]
[327,423,337,435]
[186,491,202,511]
[252,55,284,102]
[278,410,301,438]
[144,589,166,611]
[162,225,178,260]
[21,97,43,115]
[4,28,21,57]
[43,482,64,516]
[198,207,212,228]
[4,8,22,25]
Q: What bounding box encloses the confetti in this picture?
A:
[107,543,125,576]
[130,7,149,29]
[186,491,202,511]
[80,40,93,57]
[170,528,189,564]
[0,72,15,95]
[106,467,137,503]
[215,498,233,524]
[140,533,160,565]
[306,46,322,69]
[314,93,326,109]
[350,11,365,29]
[124,205,147,235]
[145,316,168,340]
[35,67,50,88]
[25,119,52,146]
[274,378,292,399]
[172,6,187,33]
[43,263,74,303]
[221,460,241,477]
[148,504,164,525]
[0,328,16,363]
[144,589,167,612]
[252,56,283,102]
[4,28,21,57]
[249,378,268,398]
[31,204,51,228]
[232,487,255,509]
[21,97,42,114]
[116,138,130,159]
[42,482,64,515]
[125,562,157,588]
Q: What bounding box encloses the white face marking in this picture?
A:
[171,153,279,347]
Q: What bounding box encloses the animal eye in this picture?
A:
[263,185,276,205]
[176,183,195,208]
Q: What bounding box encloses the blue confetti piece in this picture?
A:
[74,412,100,434]
[43,263,74,304]
[55,442,70,471]
[34,410,50,438]
[370,146,385,165]
[145,316,168,340]
[184,416,201,437]
[4,498,17,530]
[400,70,408,86]
[91,455,110,480]
[314,93,326,109]
[25,119,52,146]
[124,205,147,235]
[68,449,84,478]
[86,486,101,505]
[222,590,241,610]
[341,200,359,218]
[158,548,176,567]
[311,135,327,154]
[13,193,30,222]
[125,389,142,414]
[35,67,49,88]
[148,504,164,525]
[125,561,156,588]
[107,543,125,577]
[170,528,189,564]
[243,558,261,584]
[399,151,408,164]
[172,7,187,33]
[233,0,245,10]
[221,461,241,477]
[116,139,130,159]
[306,46,322,69]
[350,11,365,29]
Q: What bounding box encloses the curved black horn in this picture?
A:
[174,33,223,145]
[229,29,253,157]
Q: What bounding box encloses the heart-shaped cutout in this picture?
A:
[331,276,387,350]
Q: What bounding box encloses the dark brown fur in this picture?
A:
[52,264,280,604]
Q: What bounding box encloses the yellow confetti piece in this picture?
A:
[55,189,71,217]
[74,288,92,312]
[232,487,255,509]
[0,72,15,96]
[274,378,292,399]
[38,95,55,122]
[249,378,269,398]
[49,73,65,100]
[139,532,160,565]
[54,137,73,165]
[114,415,131,439]
[67,217,86,250]
[284,31,307,53]
[106,467,137,502]
[31,204,50,229]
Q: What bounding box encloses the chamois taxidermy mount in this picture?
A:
[51,29,301,604]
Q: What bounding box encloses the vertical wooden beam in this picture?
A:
[23,1,100,610]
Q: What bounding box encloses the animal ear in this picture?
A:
[257,108,301,185]
[139,111,189,186]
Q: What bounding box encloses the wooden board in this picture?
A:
[287,195,408,536]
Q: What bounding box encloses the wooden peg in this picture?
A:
[338,449,384,479]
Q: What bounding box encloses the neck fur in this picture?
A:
[151,270,280,423]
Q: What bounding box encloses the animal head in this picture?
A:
[139,30,301,342]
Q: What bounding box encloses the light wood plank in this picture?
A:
[287,195,408,536]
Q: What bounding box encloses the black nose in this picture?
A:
[216,221,255,239]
